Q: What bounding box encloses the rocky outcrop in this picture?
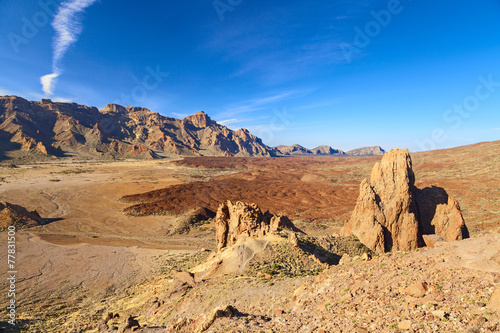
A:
[0,96,277,159]
[215,201,299,252]
[0,201,43,230]
[343,148,468,254]
[414,187,469,242]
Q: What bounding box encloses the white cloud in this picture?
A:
[52,96,74,103]
[171,112,189,118]
[40,0,98,96]
[218,89,314,118]
[218,118,241,126]
[40,73,59,95]
[0,88,14,96]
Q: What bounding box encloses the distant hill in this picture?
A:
[0,96,278,160]
[346,146,385,156]
[275,144,385,157]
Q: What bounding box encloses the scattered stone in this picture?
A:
[117,315,140,333]
[195,305,238,333]
[339,254,352,265]
[488,287,500,311]
[273,309,284,316]
[361,252,372,261]
[173,271,196,288]
[398,320,412,330]
[288,232,299,247]
[104,312,114,321]
[422,234,446,248]
[97,319,109,332]
[431,310,447,319]
[405,282,428,298]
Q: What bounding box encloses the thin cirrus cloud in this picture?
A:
[216,89,314,119]
[40,0,98,96]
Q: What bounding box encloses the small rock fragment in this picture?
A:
[405,282,428,298]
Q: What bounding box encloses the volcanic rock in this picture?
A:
[415,187,469,242]
[215,201,299,252]
[343,149,420,253]
[0,96,277,159]
[488,287,500,311]
[405,282,428,298]
[0,201,43,230]
[344,148,468,254]
[117,315,140,333]
[422,234,446,248]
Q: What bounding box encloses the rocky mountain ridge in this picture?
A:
[275,144,385,156]
[0,96,277,159]
[0,96,385,160]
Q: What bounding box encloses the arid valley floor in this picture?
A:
[0,140,499,332]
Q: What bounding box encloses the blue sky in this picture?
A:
[1,0,499,151]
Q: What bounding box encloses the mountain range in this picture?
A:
[0,96,384,160]
[275,144,385,156]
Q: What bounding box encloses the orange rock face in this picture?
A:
[0,201,43,230]
[215,201,299,252]
[344,149,468,254]
[0,96,278,159]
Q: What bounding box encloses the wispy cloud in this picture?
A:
[0,87,74,102]
[0,88,14,96]
[217,89,314,118]
[218,118,241,126]
[171,112,189,119]
[40,0,98,96]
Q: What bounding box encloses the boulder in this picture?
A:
[422,234,446,248]
[405,282,428,298]
[344,148,468,254]
[415,187,469,242]
[488,287,500,311]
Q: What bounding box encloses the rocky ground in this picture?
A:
[0,141,498,332]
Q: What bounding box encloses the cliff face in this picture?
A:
[0,96,277,159]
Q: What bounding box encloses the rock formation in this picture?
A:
[343,148,468,254]
[215,201,300,252]
[0,96,277,159]
[0,201,43,230]
[414,186,469,242]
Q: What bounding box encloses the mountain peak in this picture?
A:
[185,111,213,128]
[100,103,128,114]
